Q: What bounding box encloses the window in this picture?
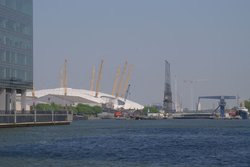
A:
[0,0,5,6]
[0,68,4,79]
[0,33,3,43]
[5,0,16,10]
[16,0,32,16]
[5,50,10,63]
[11,52,16,64]
[17,53,25,65]
[0,49,4,62]
[26,55,32,66]
[5,68,10,79]
[0,16,5,28]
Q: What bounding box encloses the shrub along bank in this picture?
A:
[35,103,102,116]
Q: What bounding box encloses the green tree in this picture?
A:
[67,105,77,113]
[35,103,103,116]
[50,103,61,111]
[35,103,62,111]
[35,104,51,111]
[143,106,159,114]
[75,104,102,116]
[92,106,102,114]
[244,100,250,111]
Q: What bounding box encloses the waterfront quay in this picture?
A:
[0,110,73,128]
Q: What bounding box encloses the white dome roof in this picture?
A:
[27,88,144,110]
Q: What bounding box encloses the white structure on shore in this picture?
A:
[26,88,144,110]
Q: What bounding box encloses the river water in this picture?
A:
[0,119,250,167]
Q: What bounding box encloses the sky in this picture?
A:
[33,0,250,109]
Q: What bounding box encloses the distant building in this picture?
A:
[0,0,33,111]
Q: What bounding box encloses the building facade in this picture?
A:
[0,0,33,111]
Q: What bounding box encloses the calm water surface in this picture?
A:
[0,119,250,167]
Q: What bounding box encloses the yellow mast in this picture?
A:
[90,65,95,92]
[63,59,68,96]
[111,65,121,96]
[95,60,104,97]
[116,61,127,97]
[60,67,63,88]
[121,65,133,98]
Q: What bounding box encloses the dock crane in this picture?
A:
[197,96,237,118]
[95,60,104,98]
[121,65,133,98]
[124,84,131,103]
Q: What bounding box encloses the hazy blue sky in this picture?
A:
[33,0,250,109]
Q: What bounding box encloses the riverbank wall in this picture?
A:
[0,110,73,128]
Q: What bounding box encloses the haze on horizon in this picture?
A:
[34,0,250,109]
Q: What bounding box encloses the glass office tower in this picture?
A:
[0,0,33,111]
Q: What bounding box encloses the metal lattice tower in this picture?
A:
[163,60,173,112]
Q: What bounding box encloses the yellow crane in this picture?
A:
[111,65,121,96]
[95,60,104,97]
[121,65,133,98]
[90,65,95,92]
[116,61,127,97]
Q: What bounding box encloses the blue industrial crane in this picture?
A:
[197,96,237,118]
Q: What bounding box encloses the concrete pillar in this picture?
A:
[21,90,26,111]
[52,110,54,122]
[10,89,16,111]
[0,89,6,111]
[6,92,10,111]
[34,109,36,123]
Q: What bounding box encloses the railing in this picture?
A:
[0,110,73,124]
